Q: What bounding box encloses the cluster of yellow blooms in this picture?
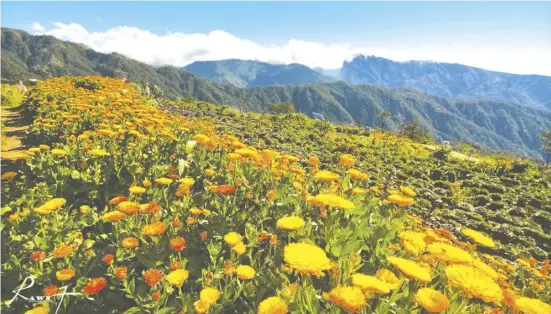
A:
[2,77,550,314]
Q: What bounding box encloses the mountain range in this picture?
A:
[2,27,551,159]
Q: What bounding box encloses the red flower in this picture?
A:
[83,277,107,294]
[102,254,114,265]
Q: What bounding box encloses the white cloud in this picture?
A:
[31,22,45,32]
[32,22,551,75]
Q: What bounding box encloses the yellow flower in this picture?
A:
[200,287,220,304]
[129,186,146,195]
[121,237,139,249]
[118,201,140,215]
[399,231,427,255]
[142,221,167,236]
[276,216,305,231]
[224,232,243,247]
[462,228,496,248]
[232,242,246,255]
[415,288,449,313]
[56,269,76,281]
[399,186,416,197]
[165,269,189,287]
[258,296,289,314]
[284,243,331,277]
[314,170,340,182]
[143,179,152,187]
[79,205,91,213]
[236,265,256,280]
[307,194,355,210]
[155,177,173,185]
[515,297,551,314]
[205,169,216,177]
[51,148,67,157]
[325,286,366,312]
[351,273,390,294]
[444,264,503,304]
[25,306,49,314]
[473,258,498,280]
[348,169,368,180]
[339,154,355,167]
[427,243,473,264]
[102,211,126,222]
[307,155,320,167]
[39,145,50,150]
[235,148,258,158]
[194,300,210,314]
[386,194,415,207]
[375,269,401,289]
[89,148,108,156]
[34,198,67,215]
[387,256,432,282]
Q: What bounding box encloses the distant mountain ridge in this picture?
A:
[183,59,336,87]
[2,27,551,159]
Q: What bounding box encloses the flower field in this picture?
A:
[1,76,550,313]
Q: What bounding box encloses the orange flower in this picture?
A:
[32,251,46,261]
[109,196,128,205]
[145,201,161,214]
[209,185,236,195]
[187,217,198,225]
[224,260,235,275]
[259,231,269,241]
[142,221,167,236]
[83,277,107,294]
[118,202,140,215]
[170,261,181,271]
[152,291,161,301]
[56,269,76,281]
[103,254,114,265]
[121,237,139,249]
[53,244,74,258]
[270,234,278,247]
[43,284,59,296]
[115,267,128,280]
[173,218,182,228]
[200,231,208,240]
[144,269,163,287]
[170,237,187,251]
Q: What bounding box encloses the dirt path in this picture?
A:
[1,106,30,161]
[420,144,480,162]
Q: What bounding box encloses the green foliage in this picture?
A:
[268,102,296,114]
[399,119,432,143]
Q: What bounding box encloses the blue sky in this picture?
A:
[2,2,551,74]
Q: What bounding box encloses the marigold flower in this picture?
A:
[232,242,246,255]
[53,244,74,258]
[170,237,187,251]
[142,221,167,236]
[515,297,551,314]
[209,185,236,195]
[399,231,427,255]
[284,242,331,277]
[1,172,17,180]
[103,254,114,265]
[325,286,366,312]
[375,269,401,289]
[109,196,128,205]
[200,287,221,304]
[144,269,163,287]
[236,265,256,280]
[51,148,68,157]
[224,232,242,247]
[473,258,498,280]
[351,273,390,294]
[115,266,128,280]
[32,250,46,261]
[34,198,67,214]
[173,218,182,228]
[387,256,432,282]
[102,210,126,222]
[204,169,216,177]
[444,264,503,304]
[129,186,146,195]
[119,201,140,215]
[25,306,49,314]
[155,177,173,185]
[83,277,107,294]
[43,284,59,296]
[89,148,108,156]
[415,288,449,313]
[348,169,369,180]
[386,194,415,207]
[56,269,76,281]
[200,231,208,240]
[152,291,160,301]
[258,296,289,314]
[314,170,340,182]
[399,186,416,197]
[309,194,354,210]
[339,154,355,167]
[121,237,139,249]
[276,216,305,231]
[427,242,473,264]
[462,228,496,248]
[194,300,209,314]
[224,260,235,275]
[166,269,189,287]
